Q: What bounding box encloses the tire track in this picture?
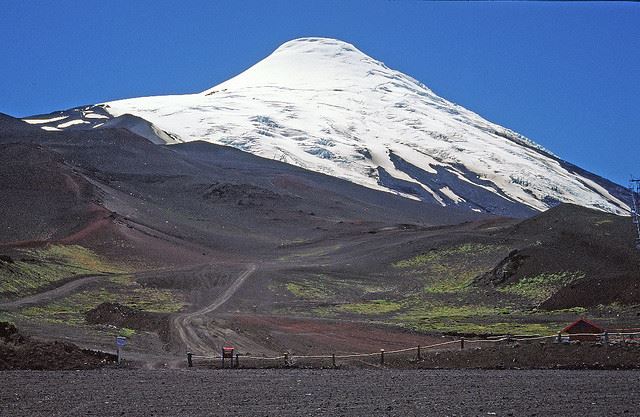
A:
[171,263,256,354]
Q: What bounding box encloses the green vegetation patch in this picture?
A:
[423,270,480,294]
[109,275,135,285]
[33,245,123,273]
[20,283,184,325]
[0,245,126,297]
[283,275,392,301]
[0,311,16,324]
[21,289,118,325]
[499,271,585,304]
[404,321,558,336]
[122,287,184,313]
[399,303,506,321]
[305,295,580,337]
[286,281,335,301]
[392,243,509,295]
[393,243,503,269]
[336,299,403,315]
[536,307,588,316]
[395,302,557,336]
[118,327,136,338]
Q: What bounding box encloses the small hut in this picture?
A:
[561,318,605,342]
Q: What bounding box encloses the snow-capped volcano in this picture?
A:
[24,37,630,216]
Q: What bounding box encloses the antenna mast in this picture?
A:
[630,178,640,250]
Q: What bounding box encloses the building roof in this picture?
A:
[561,318,605,334]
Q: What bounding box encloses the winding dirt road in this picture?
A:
[171,263,256,354]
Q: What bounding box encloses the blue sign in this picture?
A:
[116,336,127,347]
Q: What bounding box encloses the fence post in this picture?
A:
[235,353,239,368]
[460,337,465,350]
[221,349,225,368]
[284,352,289,366]
[332,353,336,368]
[187,352,193,368]
[417,345,421,360]
[380,349,385,366]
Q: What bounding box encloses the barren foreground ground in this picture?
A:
[2,369,638,416]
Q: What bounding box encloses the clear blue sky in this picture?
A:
[1,1,638,185]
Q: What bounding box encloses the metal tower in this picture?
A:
[630,178,640,250]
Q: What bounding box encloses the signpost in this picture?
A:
[116,336,127,364]
[222,347,234,368]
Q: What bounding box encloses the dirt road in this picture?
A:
[0,262,213,312]
[0,274,113,311]
[2,369,638,416]
[170,264,257,354]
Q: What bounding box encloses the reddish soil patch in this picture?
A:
[58,203,114,244]
[232,314,450,355]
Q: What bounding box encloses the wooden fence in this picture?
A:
[185,331,640,369]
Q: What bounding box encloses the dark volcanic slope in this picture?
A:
[0,113,43,136]
[0,143,99,244]
[478,204,640,308]
[0,113,483,258]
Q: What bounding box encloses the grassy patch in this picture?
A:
[499,272,585,304]
[395,302,557,335]
[423,271,479,294]
[391,243,509,295]
[402,321,558,336]
[21,289,117,325]
[310,306,339,318]
[109,275,135,285]
[19,285,184,325]
[336,300,403,315]
[286,282,335,301]
[283,275,392,301]
[34,245,122,273]
[399,303,507,320]
[0,311,16,324]
[118,327,136,338]
[122,287,184,313]
[537,307,588,316]
[0,245,126,297]
[393,243,503,269]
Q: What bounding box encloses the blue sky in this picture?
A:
[1,1,638,185]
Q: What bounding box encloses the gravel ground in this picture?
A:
[1,369,639,416]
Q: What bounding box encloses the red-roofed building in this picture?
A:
[561,318,605,341]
